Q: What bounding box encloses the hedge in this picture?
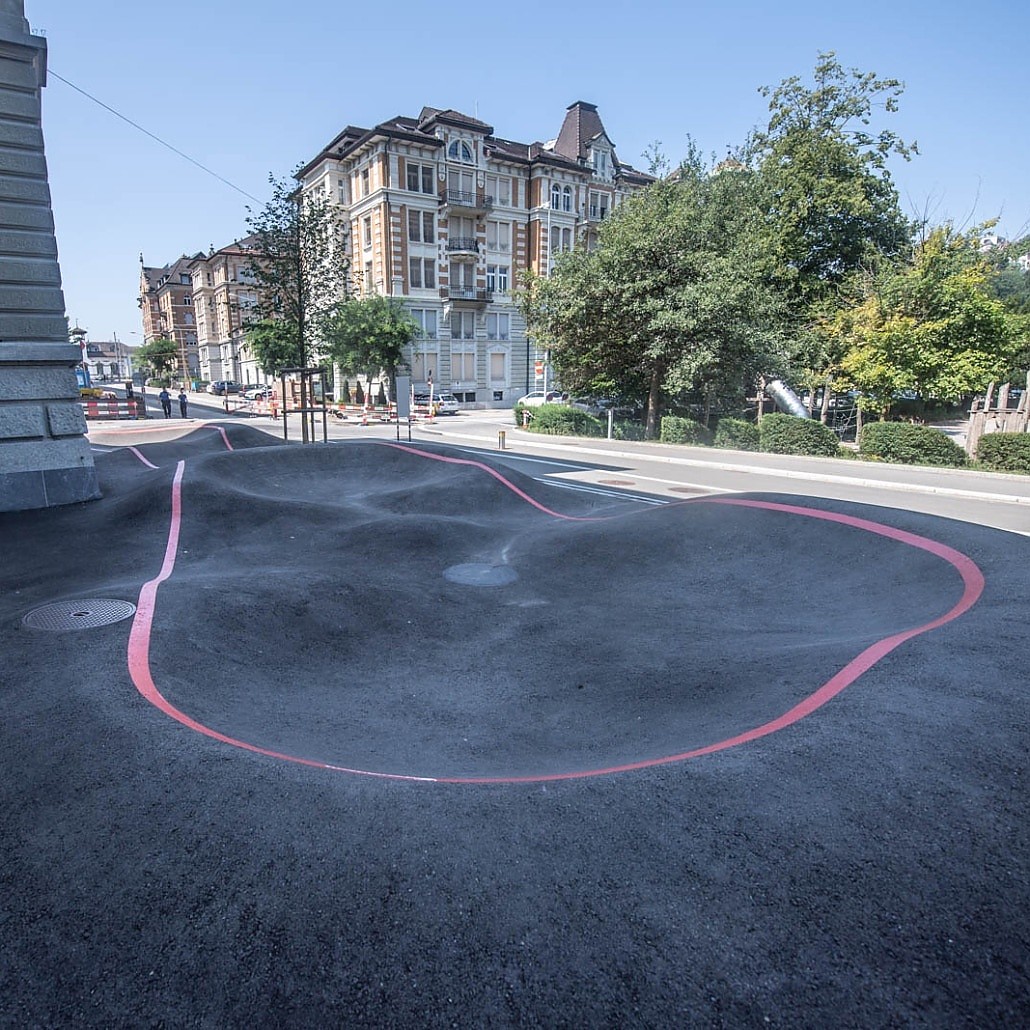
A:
[859,422,967,467]
[759,413,841,456]
[660,415,712,445]
[526,404,604,437]
[976,432,1030,474]
[714,417,760,451]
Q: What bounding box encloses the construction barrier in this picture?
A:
[331,403,399,424]
[82,398,142,420]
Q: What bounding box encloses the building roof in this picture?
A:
[553,101,610,163]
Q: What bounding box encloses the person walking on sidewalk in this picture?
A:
[178,389,189,418]
[158,387,172,418]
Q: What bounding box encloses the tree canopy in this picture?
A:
[134,337,179,380]
[518,149,787,437]
[322,295,418,399]
[243,174,350,371]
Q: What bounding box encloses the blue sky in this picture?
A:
[29,0,1030,347]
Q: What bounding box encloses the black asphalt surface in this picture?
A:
[1,424,1027,1027]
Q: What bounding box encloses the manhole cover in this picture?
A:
[443,563,518,587]
[22,598,137,632]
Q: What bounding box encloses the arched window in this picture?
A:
[551,184,561,210]
[448,139,474,163]
[562,185,572,212]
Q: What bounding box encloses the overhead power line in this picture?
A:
[48,69,263,204]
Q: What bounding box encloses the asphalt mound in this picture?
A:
[137,440,971,779]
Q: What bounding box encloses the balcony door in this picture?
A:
[448,168,475,201]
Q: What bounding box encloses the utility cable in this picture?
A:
[48,69,263,204]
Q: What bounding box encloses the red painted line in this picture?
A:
[210,425,234,451]
[128,446,159,470]
[128,455,986,785]
[378,442,600,520]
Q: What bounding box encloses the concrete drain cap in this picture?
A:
[443,563,518,587]
[22,598,137,632]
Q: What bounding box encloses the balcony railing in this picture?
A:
[446,237,479,254]
[442,286,492,303]
[439,189,493,211]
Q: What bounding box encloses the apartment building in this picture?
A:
[296,100,652,406]
[188,238,263,385]
[138,254,201,382]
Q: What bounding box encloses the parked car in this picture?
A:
[207,381,242,396]
[244,386,273,401]
[518,390,566,407]
[433,392,460,415]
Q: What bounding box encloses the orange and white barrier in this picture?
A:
[82,398,142,420]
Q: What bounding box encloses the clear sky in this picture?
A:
[28,0,1030,347]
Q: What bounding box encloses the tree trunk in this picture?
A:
[820,375,833,425]
[645,369,663,439]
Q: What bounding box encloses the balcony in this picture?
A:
[446,237,479,258]
[439,189,493,214]
[442,285,492,305]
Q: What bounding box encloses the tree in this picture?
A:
[322,295,418,400]
[134,337,179,381]
[832,226,1023,417]
[518,150,787,437]
[753,52,915,301]
[244,174,350,372]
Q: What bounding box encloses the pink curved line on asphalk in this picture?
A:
[127,445,985,784]
[122,423,232,469]
[128,446,159,470]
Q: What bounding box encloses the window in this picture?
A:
[451,339,476,382]
[593,149,608,175]
[486,312,510,340]
[589,191,609,220]
[362,216,372,248]
[183,312,194,325]
[409,256,436,290]
[180,273,190,284]
[410,309,438,338]
[551,184,561,210]
[338,178,347,203]
[406,162,435,194]
[489,351,507,386]
[486,220,510,252]
[360,167,370,196]
[450,310,475,341]
[364,261,373,294]
[183,294,192,305]
[449,261,473,291]
[408,210,435,244]
[549,227,572,254]
[563,185,572,212]
[486,174,511,206]
[447,139,474,163]
[486,265,509,295]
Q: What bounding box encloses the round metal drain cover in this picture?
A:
[669,485,707,494]
[22,598,137,632]
[443,563,518,587]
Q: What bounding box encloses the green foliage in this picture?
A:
[713,417,760,450]
[245,318,301,377]
[323,295,417,396]
[859,421,968,467]
[660,415,713,445]
[134,337,179,379]
[832,227,1023,415]
[612,421,646,441]
[517,149,788,439]
[244,174,350,369]
[975,433,1030,474]
[759,413,841,456]
[526,404,604,437]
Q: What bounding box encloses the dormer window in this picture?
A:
[592,148,609,177]
[447,139,474,163]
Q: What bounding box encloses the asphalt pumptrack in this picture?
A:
[1,422,1026,1026]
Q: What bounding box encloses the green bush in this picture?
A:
[859,422,967,467]
[527,404,604,437]
[660,415,712,445]
[713,417,760,451]
[612,420,646,441]
[976,432,1030,474]
[759,413,841,456]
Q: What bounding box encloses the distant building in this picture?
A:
[79,334,136,382]
[295,100,652,406]
[138,254,201,382]
[188,237,261,385]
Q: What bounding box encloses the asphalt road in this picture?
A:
[2,415,1024,1026]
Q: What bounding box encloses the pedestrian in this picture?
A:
[178,389,188,418]
[158,387,172,418]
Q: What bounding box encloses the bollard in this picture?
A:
[498,429,506,450]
